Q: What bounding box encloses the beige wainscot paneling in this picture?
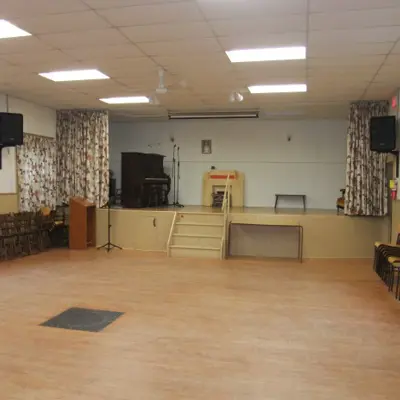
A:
[0,194,18,213]
[96,209,175,251]
[391,200,400,243]
[96,207,389,258]
[230,213,389,259]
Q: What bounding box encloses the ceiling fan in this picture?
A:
[150,68,188,105]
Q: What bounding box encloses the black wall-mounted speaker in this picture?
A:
[0,112,23,147]
[370,116,396,153]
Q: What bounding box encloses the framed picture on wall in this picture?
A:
[202,139,212,154]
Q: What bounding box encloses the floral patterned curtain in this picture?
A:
[56,110,109,207]
[345,101,389,216]
[16,134,57,212]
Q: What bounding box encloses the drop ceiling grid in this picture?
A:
[0,0,398,116]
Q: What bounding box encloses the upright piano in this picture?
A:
[121,152,170,208]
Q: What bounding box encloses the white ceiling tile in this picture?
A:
[233,61,306,84]
[121,22,213,43]
[139,38,221,56]
[310,0,400,12]
[38,29,129,49]
[310,8,400,31]
[0,36,52,55]
[96,3,203,27]
[0,50,73,66]
[56,79,127,93]
[1,0,397,118]
[0,50,82,73]
[83,0,166,9]
[374,64,400,83]
[308,55,386,68]
[112,79,159,92]
[210,15,306,37]
[362,83,396,99]
[0,0,89,18]
[308,42,393,57]
[87,57,158,78]
[219,31,306,50]
[307,66,378,80]
[0,65,29,80]
[63,44,144,61]
[372,72,400,85]
[3,74,64,91]
[12,11,111,35]
[308,26,400,47]
[197,0,307,19]
[383,54,400,65]
[389,40,400,53]
[155,53,232,71]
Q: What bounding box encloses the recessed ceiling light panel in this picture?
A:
[248,84,307,94]
[39,69,110,82]
[99,96,150,104]
[226,46,306,63]
[0,19,31,39]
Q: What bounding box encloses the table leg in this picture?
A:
[303,196,306,212]
[274,195,279,210]
[299,225,303,263]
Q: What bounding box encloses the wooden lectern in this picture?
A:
[69,197,96,250]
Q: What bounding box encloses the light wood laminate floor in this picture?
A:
[0,250,399,399]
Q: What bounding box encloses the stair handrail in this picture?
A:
[221,175,231,259]
[167,211,177,256]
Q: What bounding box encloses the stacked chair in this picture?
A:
[374,238,400,301]
[0,210,55,261]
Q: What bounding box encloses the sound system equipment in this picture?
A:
[109,178,116,198]
[0,112,23,147]
[0,112,24,168]
[370,116,396,152]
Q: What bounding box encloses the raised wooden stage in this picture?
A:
[96,206,389,259]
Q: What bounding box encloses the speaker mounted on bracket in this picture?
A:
[370,116,396,153]
[0,112,23,169]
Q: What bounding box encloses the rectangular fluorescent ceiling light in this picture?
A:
[39,69,109,82]
[226,46,306,63]
[0,19,31,39]
[248,84,307,94]
[100,96,150,104]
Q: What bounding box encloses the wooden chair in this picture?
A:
[0,209,56,262]
[15,212,33,256]
[336,189,345,214]
[373,224,400,288]
[386,257,400,300]
[3,214,18,260]
[0,214,9,261]
[36,210,55,251]
[373,242,400,283]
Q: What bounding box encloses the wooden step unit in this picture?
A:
[175,211,224,225]
[168,212,225,260]
[171,233,221,248]
[174,222,223,236]
[169,245,221,259]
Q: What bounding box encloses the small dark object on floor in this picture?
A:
[40,307,124,332]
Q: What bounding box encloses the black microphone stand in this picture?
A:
[97,201,122,252]
[174,146,184,208]
[171,144,176,206]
